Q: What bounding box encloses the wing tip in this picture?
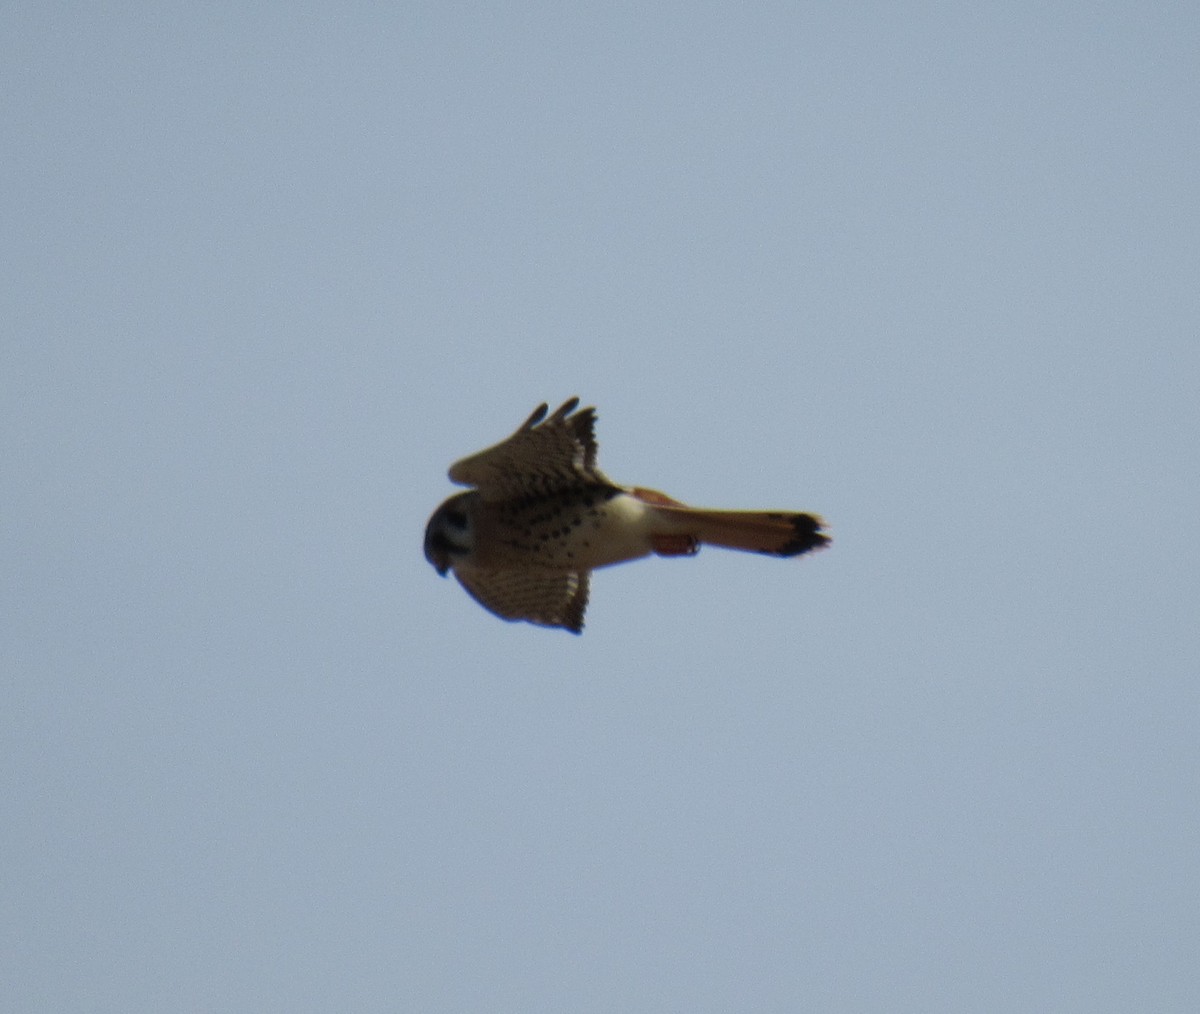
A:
[551,396,581,421]
[521,397,588,431]
[521,402,550,430]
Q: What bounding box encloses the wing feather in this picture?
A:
[454,567,590,633]
[447,398,610,499]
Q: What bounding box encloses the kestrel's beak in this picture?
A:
[425,493,473,578]
[425,541,451,576]
[423,518,453,576]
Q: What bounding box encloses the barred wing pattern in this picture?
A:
[447,398,612,501]
[454,567,590,634]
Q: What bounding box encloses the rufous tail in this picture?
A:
[679,508,829,557]
[631,487,829,558]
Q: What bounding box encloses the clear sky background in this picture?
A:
[4,4,1198,1012]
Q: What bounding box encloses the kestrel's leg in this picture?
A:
[631,486,687,507]
[651,534,700,556]
[632,488,700,555]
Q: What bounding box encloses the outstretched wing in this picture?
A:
[448,398,611,500]
[453,567,590,634]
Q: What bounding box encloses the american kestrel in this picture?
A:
[424,398,830,633]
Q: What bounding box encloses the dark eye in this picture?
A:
[444,509,468,529]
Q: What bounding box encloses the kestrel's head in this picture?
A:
[424,491,476,576]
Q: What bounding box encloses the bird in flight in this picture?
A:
[424,398,829,633]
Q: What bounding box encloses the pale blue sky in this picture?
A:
[4,4,1199,1011]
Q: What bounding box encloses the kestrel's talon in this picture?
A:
[651,534,699,557]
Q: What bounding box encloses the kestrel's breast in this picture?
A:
[479,486,656,571]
